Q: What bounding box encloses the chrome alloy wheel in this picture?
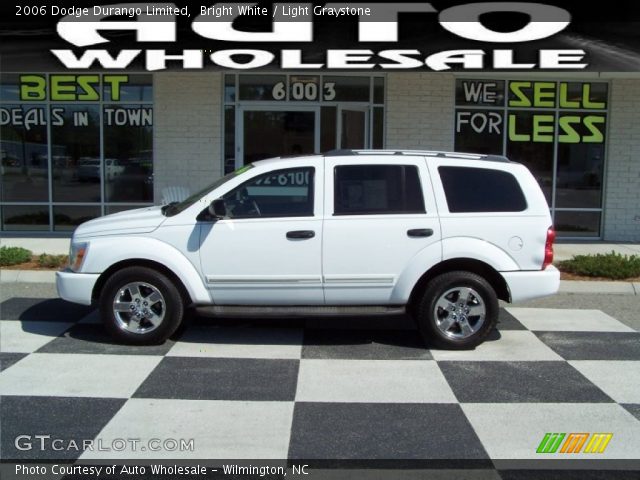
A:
[433,287,486,339]
[112,282,165,334]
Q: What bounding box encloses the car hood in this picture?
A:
[74,206,166,239]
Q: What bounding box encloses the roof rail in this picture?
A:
[323,149,511,163]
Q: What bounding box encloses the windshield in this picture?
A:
[162,164,254,217]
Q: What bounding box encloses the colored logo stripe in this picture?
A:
[584,433,613,454]
[560,433,589,453]
[536,433,565,453]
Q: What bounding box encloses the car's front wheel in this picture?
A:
[416,271,498,350]
[99,266,184,345]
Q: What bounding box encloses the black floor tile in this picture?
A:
[535,332,640,360]
[0,298,93,322]
[439,361,613,403]
[302,329,430,360]
[0,352,28,372]
[37,323,175,355]
[0,396,125,460]
[288,402,489,460]
[133,357,299,401]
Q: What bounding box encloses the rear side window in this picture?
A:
[334,165,425,215]
[438,166,527,213]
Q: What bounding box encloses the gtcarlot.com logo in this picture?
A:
[15,435,195,453]
[536,433,613,454]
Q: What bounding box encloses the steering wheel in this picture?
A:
[250,199,261,216]
[236,187,261,216]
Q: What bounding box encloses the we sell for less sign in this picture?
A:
[456,80,607,145]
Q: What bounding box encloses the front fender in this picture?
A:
[81,236,211,304]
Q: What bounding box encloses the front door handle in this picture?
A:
[407,228,434,238]
[286,230,315,240]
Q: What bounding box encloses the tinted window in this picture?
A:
[334,165,425,215]
[439,166,527,213]
[223,167,314,218]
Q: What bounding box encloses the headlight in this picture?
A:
[68,242,89,272]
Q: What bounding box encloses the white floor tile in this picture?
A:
[80,399,294,459]
[462,403,640,459]
[507,308,635,332]
[0,353,161,398]
[430,331,563,361]
[569,361,640,403]
[296,359,457,403]
[0,321,73,353]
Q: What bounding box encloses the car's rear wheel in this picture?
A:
[99,266,184,345]
[416,271,498,350]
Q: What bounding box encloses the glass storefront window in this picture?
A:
[1,104,49,202]
[239,75,286,101]
[0,73,153,232]
[2,205,49,231]
[455,79,609,238]
[455,109,504,155]
[53,205,101,232]
[103,104,153,202]
[51,105,101,203]
[322,76,370,102]
[554,211,601,238]
[506,111,555,204]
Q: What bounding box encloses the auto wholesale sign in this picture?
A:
[4,1,640,72]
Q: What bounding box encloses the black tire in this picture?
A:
[99,266,184,345]
[415,271,498,350]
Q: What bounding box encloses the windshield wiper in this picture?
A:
[161,201,179,216]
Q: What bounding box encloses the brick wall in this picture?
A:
[153,73,222,203]
[604,79,640,241]
[385,73,455,151]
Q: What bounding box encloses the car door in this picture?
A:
[322,155,441,305]
[199,164,324,305]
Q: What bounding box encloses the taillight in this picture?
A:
[542,226,556,269]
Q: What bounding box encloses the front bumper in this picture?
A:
[501,265,561,303]
[56,270,100,306]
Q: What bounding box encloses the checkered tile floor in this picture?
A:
[1,297,640,466]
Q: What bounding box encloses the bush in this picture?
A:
[0,246,32,266]
[559,251,640,280]
[37,254,68,269]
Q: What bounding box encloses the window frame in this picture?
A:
[332,164,426,216]
[222,166,316,220]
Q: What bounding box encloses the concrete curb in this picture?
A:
[0,270,57,284]
[1,269,638,295]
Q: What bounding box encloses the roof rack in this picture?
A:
[324,149,511,163]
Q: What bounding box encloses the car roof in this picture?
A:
[253,149,511,167]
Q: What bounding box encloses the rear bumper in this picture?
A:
[56,270,100,306]
[501,266,560,303]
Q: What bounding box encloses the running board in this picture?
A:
[194,305,406,318]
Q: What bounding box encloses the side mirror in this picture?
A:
[209,198,227,218]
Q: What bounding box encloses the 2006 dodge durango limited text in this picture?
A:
[57,150,559,349]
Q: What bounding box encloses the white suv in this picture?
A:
[57,150,559,349]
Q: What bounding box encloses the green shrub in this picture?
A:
[0,246,32,266]
[559,251,640,280]
[37,254,68,269]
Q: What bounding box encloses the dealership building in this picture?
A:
[1,71,639,240]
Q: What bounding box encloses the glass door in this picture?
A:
[237,106,319,167]
[338,106,369,150]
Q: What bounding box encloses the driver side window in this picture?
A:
[222,167,315,219]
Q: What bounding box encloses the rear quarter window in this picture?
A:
[438,166,527,213]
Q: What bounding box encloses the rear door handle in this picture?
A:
[407,228,434,238]
[286,230,315,240]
